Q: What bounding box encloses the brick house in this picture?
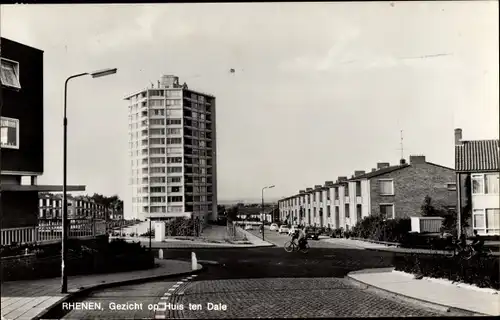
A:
[1,37,85,228]
[279,155,457,230]
[347,156,457,223]
[455,128,499,236]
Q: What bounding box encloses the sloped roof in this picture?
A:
[348,164,410,181]
[455,139,500,172]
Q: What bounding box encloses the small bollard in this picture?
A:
[158,249,164,259]
[191,252,197,271]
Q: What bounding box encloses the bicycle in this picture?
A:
[450,239,473,260]
[284,239,310,253]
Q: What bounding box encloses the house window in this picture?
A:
[356,204,362,221]
[379,204,394,219]
[355,181,362,197]
[334,188,339,200]
[472,174,484,194]
[319,192,323,202]
[473,209,485,230]
[0,117,19,149]
[313,208,316,217]
[327,206,331,217]
[1,58,21,89]
[344,204,350,218]
[344,186,349,197]
[327,191,331,201]
[486,209,500,234]
[485,174,500,194]
[379,180,394,195]
[446,183,457,191]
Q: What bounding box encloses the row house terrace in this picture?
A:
[39,193,107,220]
[279,155,457,230]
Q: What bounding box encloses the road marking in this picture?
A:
[155,315,166,319]
[168,288,175,291]
[177,281,183,284]
[160,296,169,300]
[164,292,172,296]
[157,302,167,311]
[192,275,198,278]
[173,284,180,288]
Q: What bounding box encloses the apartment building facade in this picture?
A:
[39,193,123,220]
[279,155,457,230]
[124,75,217,223]
[455,128,499,236]
[1,37,85,228]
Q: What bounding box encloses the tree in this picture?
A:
[226,205,239,222]
[420,196,442,217]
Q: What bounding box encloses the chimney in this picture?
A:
[314,185,322,189]
[337,176,348,182]
[371,168,376,172]
[377,162,390,169]
[400,159,407,165]
[157,80,160,88]
[409,155,426,164]
[455,128,463,146]
[354,170,365,177]
[306,188,313,192]
[324,181,334,187]
[299,190,305,194]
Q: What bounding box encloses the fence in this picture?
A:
[1,219,107,246]
[410,216,445,233]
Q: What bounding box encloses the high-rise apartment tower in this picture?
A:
[124,75,217,224]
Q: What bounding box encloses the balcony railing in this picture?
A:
[1,219,107,246]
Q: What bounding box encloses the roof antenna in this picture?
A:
[400,130,406,165]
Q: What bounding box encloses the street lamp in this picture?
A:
[61,68,117,294]
[261,185,275,241]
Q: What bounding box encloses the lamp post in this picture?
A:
[61,68,117,294]
[261,185,275,241]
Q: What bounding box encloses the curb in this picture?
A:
[349,267,395,275]
[346,272,488,317]
[34,264,205,320]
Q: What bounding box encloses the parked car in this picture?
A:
[278,225,290,234]
[269,223,279,231]
[244,224,254,230]
[305,227,320,240]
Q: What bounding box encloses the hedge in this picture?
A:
[392,253,500,290]
[0,238,154,281]
[351,215,411,243]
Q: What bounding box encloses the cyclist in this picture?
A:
[291,228,300,244]
[470,230,485,254]
[296,226,307,249]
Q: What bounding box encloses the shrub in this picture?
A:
[0,238,153,281]
[140,228,155,237]
[351,215,410,243]
[392,253,500,290]
[165,217,201,237]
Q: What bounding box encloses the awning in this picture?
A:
[0,184,86,192]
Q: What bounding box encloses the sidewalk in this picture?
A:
[112,224,274,248]
[1,259,202,320]
[347,268,500,316]
[237,227,275,247]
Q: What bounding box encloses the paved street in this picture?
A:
[52,244,448,318]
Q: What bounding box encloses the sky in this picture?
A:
[1,2,498,203]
